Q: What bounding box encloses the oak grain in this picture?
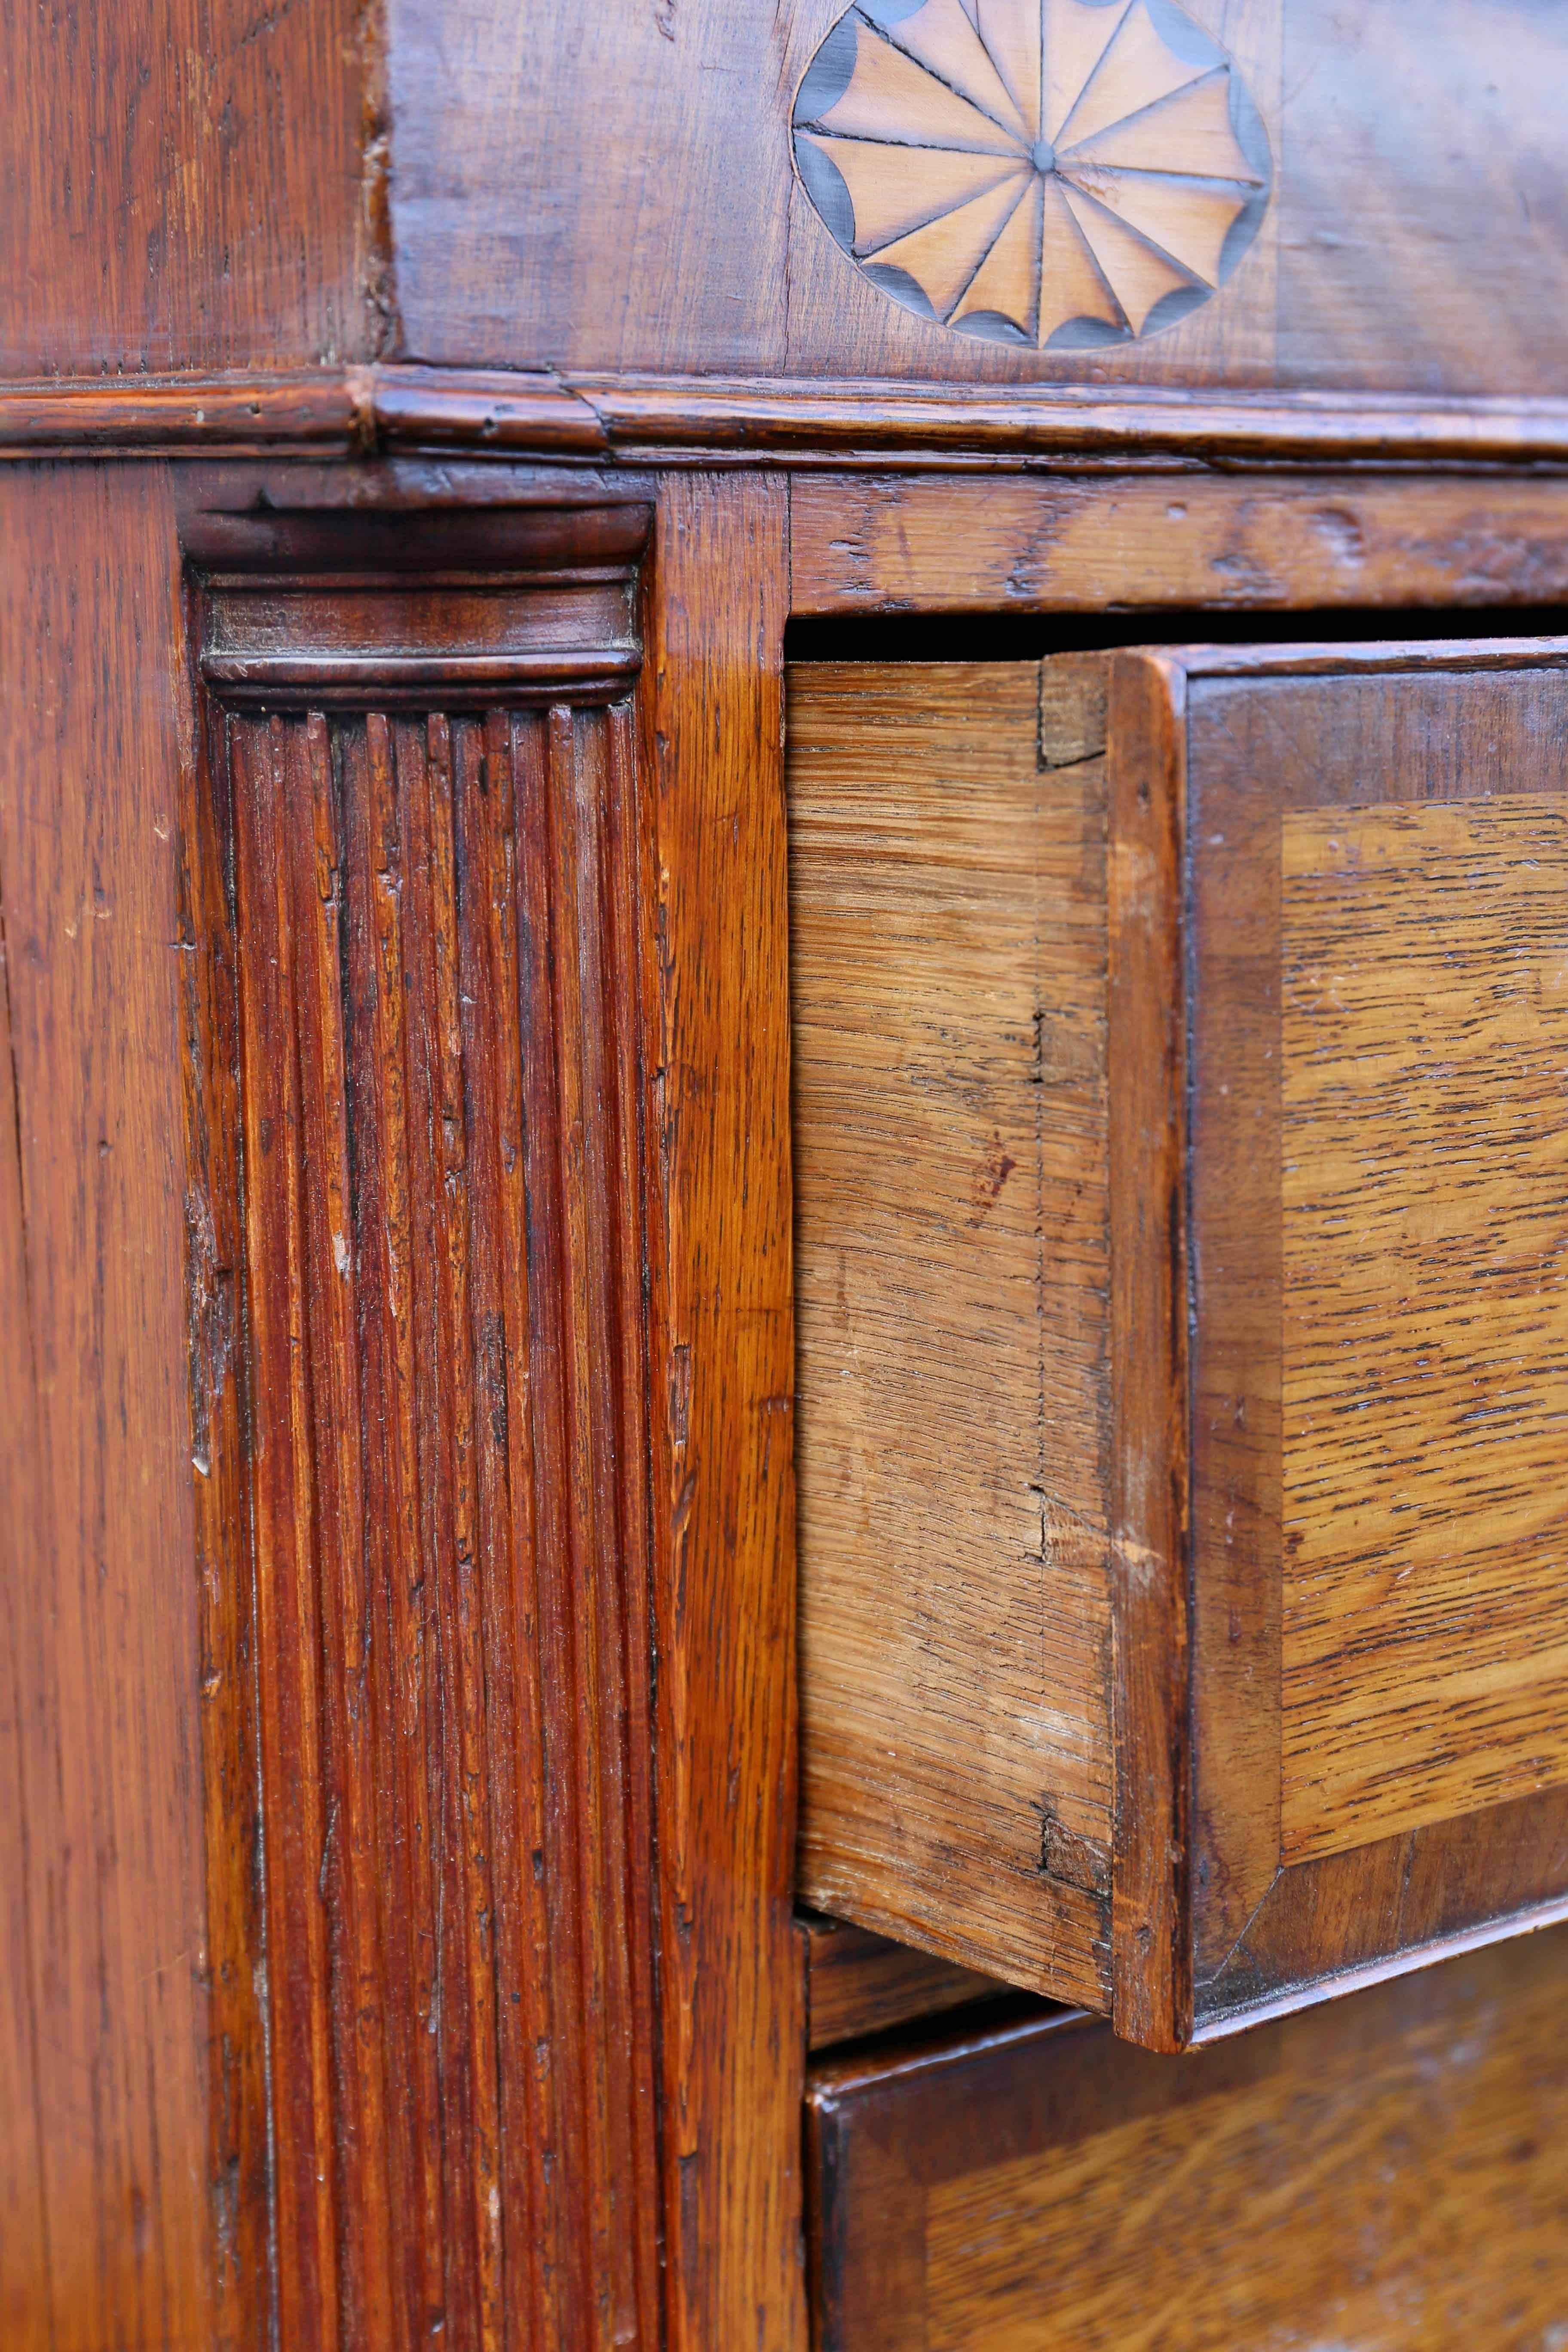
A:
[0,465,212,2349]
[809,1926,1568,2352]
[791,660,1112,2009]
[1281,793,1568,1856]
[181,493,663,2350]
[1,0,371,376]
[790,470,1568,615]
[646,474,807,2352]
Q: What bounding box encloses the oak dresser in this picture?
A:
[5,3,1568,2346]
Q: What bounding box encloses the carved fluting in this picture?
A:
[793,0,1271,349]
[193,672,658,2347]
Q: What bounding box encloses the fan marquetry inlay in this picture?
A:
[793,0,1271,348]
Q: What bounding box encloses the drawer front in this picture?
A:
[807,1925,1568,2352]
[793,640,1568,2048]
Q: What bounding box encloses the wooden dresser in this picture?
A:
[5,3,1568,2345]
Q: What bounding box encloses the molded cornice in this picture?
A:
[8,365,1568,470]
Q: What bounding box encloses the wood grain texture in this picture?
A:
[1281,793,1568,1856]
[1185,654,1568,1994]
[808,1925,1568,2352]
[1275,0,1568,396]
[795,635,1568,2053]
[790,0,1269,353]
[25,370,1568,471]
[179,612,269,2352]
[790,469,1568,614]
[382,0,1568,398]
[1181,654,1568,2031]
[1106,652,1191,2052]
[1,0,372,376]
[184,497,662,2350]
[791,661,1112,2010]
[0,465,213,2349]
[440,375,1568,469]
[646,475,806,2352]
[386,0,796,377]
[804,1917,1006,2052]
[0,760,52,2349]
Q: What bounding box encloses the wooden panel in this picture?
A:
[790,471,1568,617]
[1,0,371,375]
[645,476,806,2352]
[386,0,796,377]
[804,1917,1007,2052]
[0,466,214,2349]
[1183,652,1568,2032]
[384,0,1568,398]
[808,1926,1568,2352]
[184,501,661,2349]
[1280,796,1568,1856]
[791,661,1112,2008]
[1276,0,1568,396]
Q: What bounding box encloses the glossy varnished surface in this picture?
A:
[184,497,662,2348]
[0,466,214,2349]
[1,0,371,376]
[10,0,1568,2337]
[790,470,1568,614]
[808,1926,1568,2352]
[645,477,806,2352]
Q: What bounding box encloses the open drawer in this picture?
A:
[791,639,1568,2050]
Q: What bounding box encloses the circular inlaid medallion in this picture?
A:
[793,0,1271,347]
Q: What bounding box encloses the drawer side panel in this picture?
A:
[791,660,1112,2007]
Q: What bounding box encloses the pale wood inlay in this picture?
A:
[1043,0,1131,142]
[794,0,1268,346]
[1036,178,1124,334]
[890,0,1031,139]
[816,24,1021,156]
[1066,165,1250,288]
[951,180,1044,334]
[876,171,1035,316]
[1067,67,1259,183]
[1281,793,1568,1859]
[802,135,1023,257]
[1060,181,1191,334]
[977,0,1043,142]
[1053,0,1209,153]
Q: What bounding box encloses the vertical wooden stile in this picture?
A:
[1107,653,1193,2054]
[184,493,661,2350]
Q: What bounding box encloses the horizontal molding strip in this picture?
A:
[10,365,1568,468]
[200,646,641,707]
